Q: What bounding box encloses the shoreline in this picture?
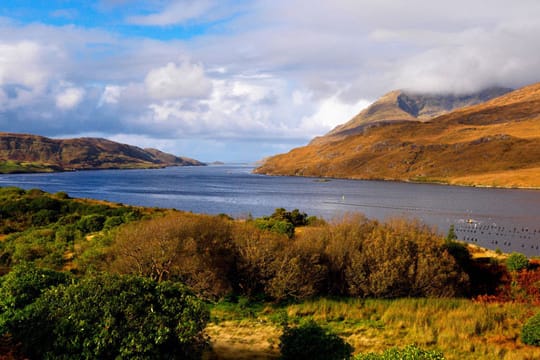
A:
[252,170,540,191]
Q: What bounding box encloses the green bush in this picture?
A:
[522,312,540,346]
[446,224,457,241]
[7,274,209,359]
[76,214,107,233]
[506,252,529,272]
[253,218,295,238]
[0,263,72,340]
[279,320,353,360]
[354,345,445,359]
[103,216,124,230]
[0,263,71,312]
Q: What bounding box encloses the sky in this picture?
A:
[1,1,540,162]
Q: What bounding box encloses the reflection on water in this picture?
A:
[0,165,539,255]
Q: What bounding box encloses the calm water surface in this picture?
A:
[0,165,539,255]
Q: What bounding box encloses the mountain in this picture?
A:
[0,133,205,173]
[312,87,512,144]
[255,83,540,188]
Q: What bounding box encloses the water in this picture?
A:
[0,165,539,255]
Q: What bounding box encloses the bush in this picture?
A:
[253,218,295,238]
[345,220,469,298]
[271,208,308,227]
[506,252,529,272]
[279,320,353,360]
[0,263,71,312]
[76,214,107,233]
[0,264,72,339]
[354,344,445,359]
[110,212,237,298]
[103,216,124,230]
[522,312,540,346]
[7,274,209,359]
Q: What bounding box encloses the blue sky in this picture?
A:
[1,0,540,162]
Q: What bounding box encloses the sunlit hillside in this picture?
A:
[255,82,540,188]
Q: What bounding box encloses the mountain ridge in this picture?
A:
[312,87,512,145]
[0,132,205,173]
[255,83,540,188]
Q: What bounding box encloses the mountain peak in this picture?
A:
[319,87,512,143]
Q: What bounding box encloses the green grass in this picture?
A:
[0,161,58,174]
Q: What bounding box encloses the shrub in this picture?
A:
[345,220,469,298]
[354,345,445,359]
[271,208,308,227]
[446,224,457,242]
[522,312,540,346]
[253,218,295,238]
[110,212,237,298]
[103,216,124,230]
[0,263,72,339]
[279,320,353,360]
[0,263,71,312]
[506,252,529,272]
[76,214,107,233]
[7,274,209,359]
[443,239,471,268]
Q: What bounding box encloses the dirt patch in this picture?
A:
[204,321,281,360]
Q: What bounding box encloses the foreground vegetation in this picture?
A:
[208,297,540,359]
[0,186,539,359]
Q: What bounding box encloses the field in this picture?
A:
[206,298,540,359]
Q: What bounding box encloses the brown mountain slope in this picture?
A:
[255,83,540,188]
[0,133,205,173]
[312,87,512,144]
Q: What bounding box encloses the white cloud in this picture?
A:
[3,1,540,161]
[299,94,371,135]
[0,41,50,89]
[145,61,212,100]
[56,87,85,110]
[98,85,123,106]
[392,22,540,93]
[127,0,214,26]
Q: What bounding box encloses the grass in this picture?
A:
[0,160,57,174]
[206,297,540,360]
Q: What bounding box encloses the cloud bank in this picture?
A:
[1,0,540,161]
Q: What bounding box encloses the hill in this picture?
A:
[0,133,204,173]
[255,83,540,188]
[314,87,511,144]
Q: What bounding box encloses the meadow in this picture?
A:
[0,186,539,359]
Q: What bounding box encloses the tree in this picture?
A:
[7,274,209,359]
[446,224,457,241]
[110,212,237,298]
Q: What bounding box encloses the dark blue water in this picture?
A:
[0,165,539,255]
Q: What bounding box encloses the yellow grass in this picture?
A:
[450,167,540,189]
[204,321,280,360]
[206,298,540,360]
